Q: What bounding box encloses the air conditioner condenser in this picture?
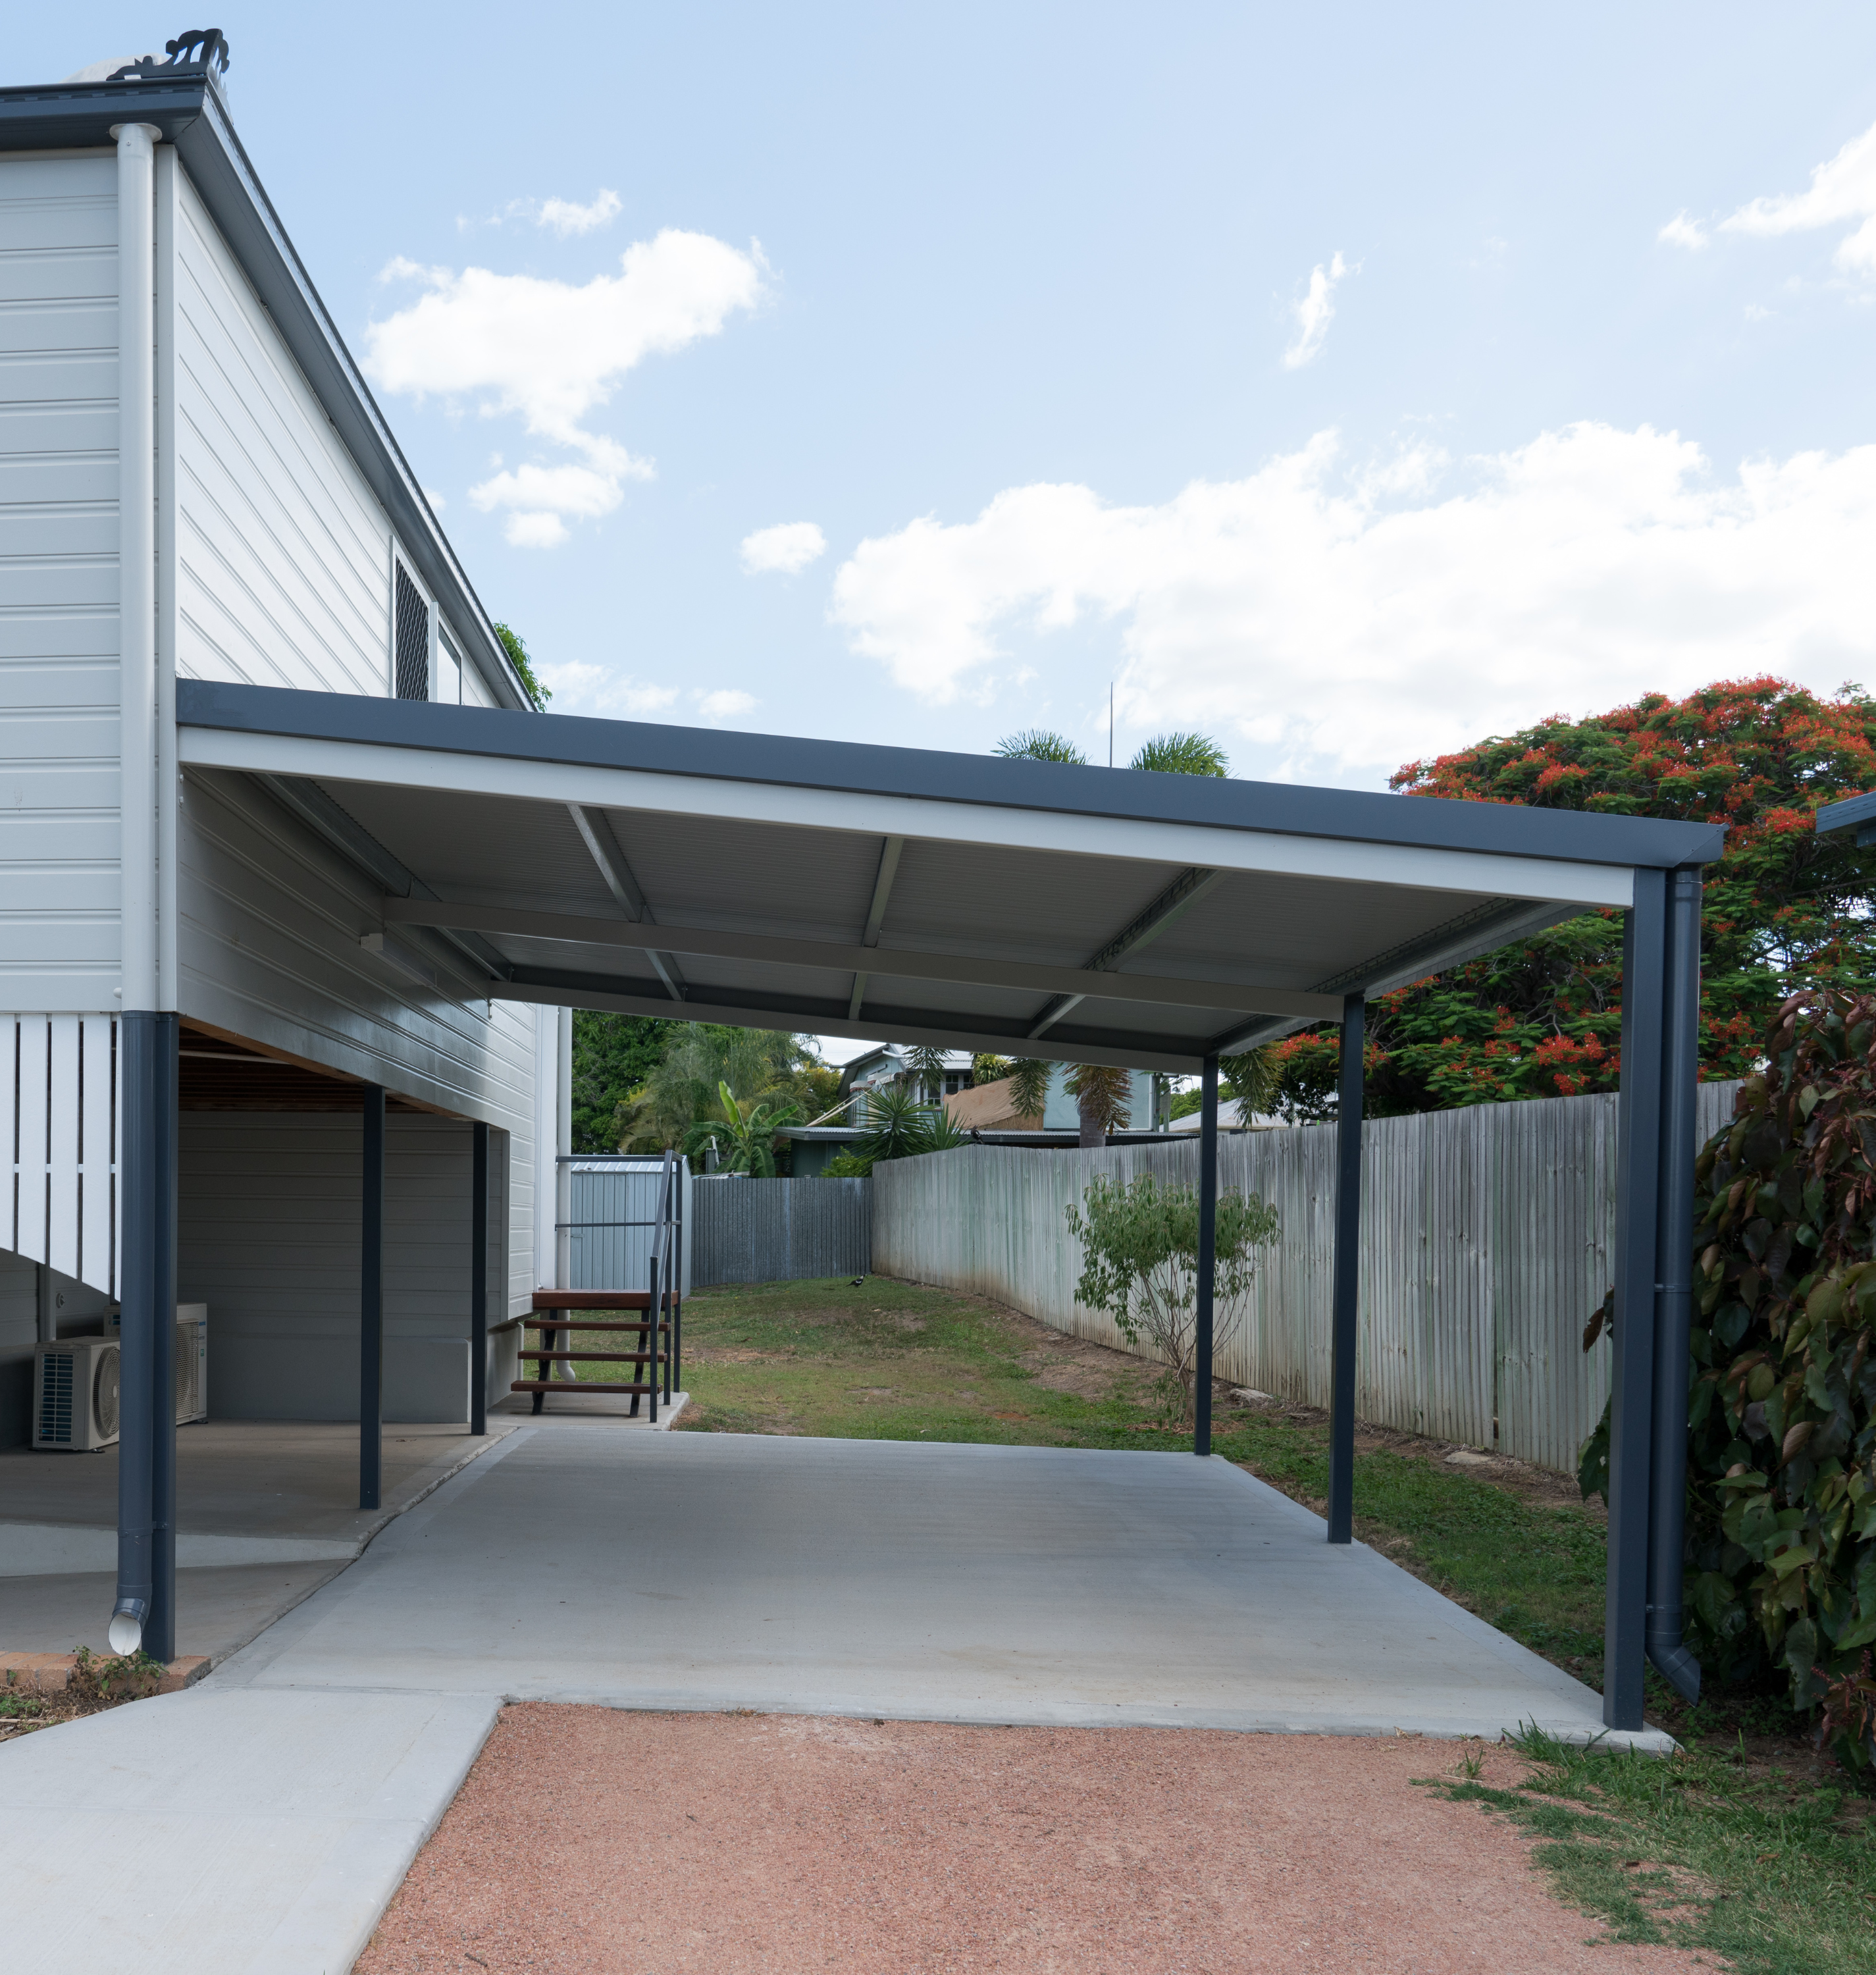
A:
[32,1337,120,1452]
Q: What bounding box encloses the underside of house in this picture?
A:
[1,42,1718,1731]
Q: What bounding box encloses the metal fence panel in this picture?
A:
[872,1081,1742,1473]
[566,1161,693,1296]
[691,1176,872,1286]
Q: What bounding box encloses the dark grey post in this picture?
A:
[1605,872,1667,1729]
[359,1085,385,1511]
[646,1255,660,1425]
[1326,993,1365,1545]
[1194,1054,1218,1457]
[471,1120,488,1437]
[1646,866,1704,1702]
[111,1011,178,1662]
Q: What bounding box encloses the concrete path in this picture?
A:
[5,1427,1665,1973]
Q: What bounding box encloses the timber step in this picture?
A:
[525,1318,667,1332]
[519,1350,660,1365]
[511,1380,662,1395]
[533,1291,652,1310]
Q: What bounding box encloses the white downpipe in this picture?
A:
[113,122,160,1016]
[153,144,178,1012]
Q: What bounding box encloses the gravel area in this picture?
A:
[357,1706,1708,1974]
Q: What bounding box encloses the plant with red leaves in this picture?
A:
[1274,677,1876,1119]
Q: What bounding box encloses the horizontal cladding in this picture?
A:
[0,155,120,1009]
[173,168,392,698]
[178,765,537,1136]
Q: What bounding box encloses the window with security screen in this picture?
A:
[394,562,430,700]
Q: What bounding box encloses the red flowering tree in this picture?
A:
[1274,677,1876,1119]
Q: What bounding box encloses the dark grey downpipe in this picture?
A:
[1646,866,1704,1703]
[1193,1054,1218,1457]
[1326,993,1365,1544]
[471,1121,489,1437]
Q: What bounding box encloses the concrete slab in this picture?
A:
[0,1419,517,1552]
[219,1427,1667,1751]
[489,1386,689,1425]
[0,1560,350,1662]
[1,1685,496,1975]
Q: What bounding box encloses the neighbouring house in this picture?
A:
[839,1046,1166,1134]
[1166,1097,1288,1134]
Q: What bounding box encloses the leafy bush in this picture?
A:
[1679,993,1876,1722]
[820,1151,874,1179]
[1582,991,1876,1756]
[1065,1172,1279,1423]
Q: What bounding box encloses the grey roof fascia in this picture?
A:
[0,78,531,714]
[176,679,1728,872]
[1815,791,1876,844]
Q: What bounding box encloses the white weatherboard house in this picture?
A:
[0,34,1723,1736]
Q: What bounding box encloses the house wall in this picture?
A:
[0,151,122,1013]
[178,1112,513,1422]
[170,165,499,705]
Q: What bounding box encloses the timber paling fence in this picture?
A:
[872,1081,1742,1475]
[691,1174,872,1286]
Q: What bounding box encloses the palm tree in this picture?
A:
[995,730,1088,764]
[1220,1044,1281,1122]
[683,1081,802,1176]
[900,1043,949,1107]
[858,1086,938,1163]
[1064,1062,1131,1147]
[1130,732,1228,776]
[1005,1057,1052,1123]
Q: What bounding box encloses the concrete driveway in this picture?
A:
[7,1426,1659,1974]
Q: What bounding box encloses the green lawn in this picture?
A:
[558,1273,1874,1970]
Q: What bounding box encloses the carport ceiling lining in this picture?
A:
[176,683,1725,1074]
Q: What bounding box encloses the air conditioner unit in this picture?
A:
[32,1337,120,1451]
[103,1304,209,1425]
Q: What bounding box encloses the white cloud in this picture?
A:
[536,660,680,717]
[1657,211,1708,250]
[696,689,757,718]
[1721,116,1876,273]
[828,422,1876,777]
[535,189,623,236]
[740,521,827,575]
[365,230,765,545]
[1282,251,1349,369]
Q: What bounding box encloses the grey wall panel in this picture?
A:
[0,155,122,1011]
[873,1081,1744,1474]
[180,1111,495,1423]
[172,169,392,698]
[692,1177,871,1286]
[177,766,536,1125]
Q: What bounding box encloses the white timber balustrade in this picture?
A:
[3,1014,118,1298]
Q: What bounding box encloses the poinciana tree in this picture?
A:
[1272,677,1876,1119]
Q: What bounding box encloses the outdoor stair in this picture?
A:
[513,1292,675,1414]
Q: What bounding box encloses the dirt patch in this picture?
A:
[357,1706,1709,1975]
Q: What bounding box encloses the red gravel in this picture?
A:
[357,1706,1707,1975]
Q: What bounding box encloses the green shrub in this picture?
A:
[1065,1172,1278,1423]
[820,1151,874,1178]
[1584,991,1876,1760]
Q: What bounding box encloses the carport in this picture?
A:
[135,677,1721,1732]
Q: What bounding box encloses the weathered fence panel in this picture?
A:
[691,1176,871,1286]
[872,1082,1740,1473]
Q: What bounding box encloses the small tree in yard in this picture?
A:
[1066,1174,1279,1424]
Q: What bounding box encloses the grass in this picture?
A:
[561,1273,1876,1968]
[1420,1728,1875,1975]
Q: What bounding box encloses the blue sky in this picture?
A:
[31,5,1876,796]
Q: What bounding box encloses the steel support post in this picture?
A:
[112,1011,177,1661]
[647,1257,660,1425]
[1605,871,1667,1729]
[1646,866,1705,1702]
[471,1120,489,1437]
[1326,993,1365,1544]
[1195,1055,1218,1456]
[359,1086,385,1510]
